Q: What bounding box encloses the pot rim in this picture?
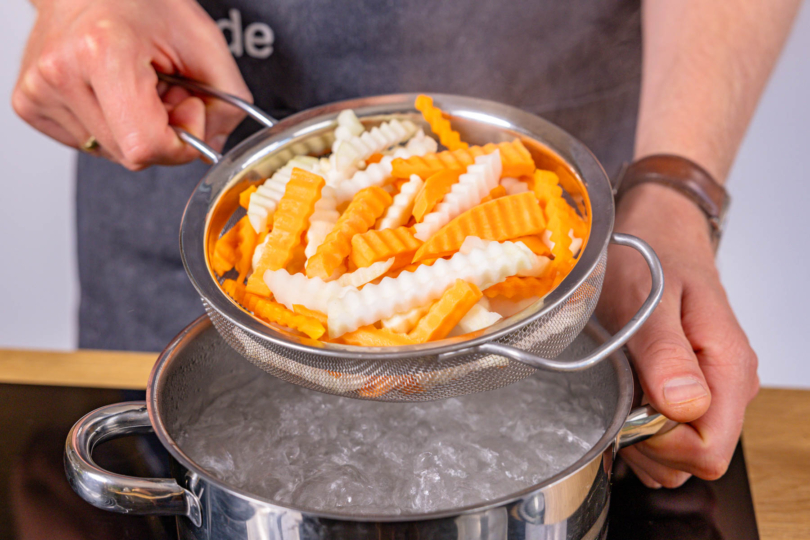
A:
[147,315,634,523]
[179,92,616,359]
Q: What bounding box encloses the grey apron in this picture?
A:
[77,0,641,351]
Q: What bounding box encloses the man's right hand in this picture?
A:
[12,0,252,170]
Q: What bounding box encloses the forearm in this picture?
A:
[636,0,801,183]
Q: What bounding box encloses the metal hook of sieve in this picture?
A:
[156,72,279,165]
[438,233,664,372]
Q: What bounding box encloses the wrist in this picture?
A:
[615,183,716,251]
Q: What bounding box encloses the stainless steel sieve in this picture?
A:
[169,75,664,402]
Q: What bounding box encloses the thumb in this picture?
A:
[627,291,712,424]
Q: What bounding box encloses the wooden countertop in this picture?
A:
[1,348,808,538]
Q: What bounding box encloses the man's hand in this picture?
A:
[597,183,759,488]
[12,0,251,170]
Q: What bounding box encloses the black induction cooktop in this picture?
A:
[0,383,758,539]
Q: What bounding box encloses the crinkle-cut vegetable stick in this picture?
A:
[415,95,468,151]
[531,169,563,208]
[459,236,551,278]
[327,240,535,337]
[251,233,270,271]
[483,275,556,300]
[336,258,394,288]
[377,174,423,230]
[211,217,246,275]
[349,226,422,269]
[511,235,551,257]
[332,131,438,204]
[334,109,365,141]
[306,186,392,279]
[414,191,546,261]
[234,216,258,280]
[391,139,535,180]
[305,186,340,259]
[332,118,417,172]
[292,304,328,325]
[221,278,246,303]
[333,156,395,203]
[239,185,257,209]
[569,230,584,256]
[409,280,482,343]
[285,243,307,274]
[242,292,326,340]
[265,268,355,313]
[451,300,503,335]
[500,176,530,195]
[412,169,462,222]
[389,129,438,158]
[247,169,325,296]
[340,325,416,347]
[381,302,434,333]
[247,155,321,234]
[480,185,507,203]
[413,151,502,242]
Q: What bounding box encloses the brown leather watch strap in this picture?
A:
[614,154,730,250]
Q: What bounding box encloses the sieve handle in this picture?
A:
[157,72,279,164]
[458,233,664,372]
[64,401,202,527]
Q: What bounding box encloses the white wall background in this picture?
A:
[0,2,808,388]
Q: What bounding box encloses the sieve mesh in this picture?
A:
[203,249,607,402]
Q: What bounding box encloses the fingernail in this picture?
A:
[211,134,228,151]
[663,377,709,405]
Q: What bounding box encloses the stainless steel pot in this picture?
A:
[65,316,673,539]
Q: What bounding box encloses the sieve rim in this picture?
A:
[179,93,615,360]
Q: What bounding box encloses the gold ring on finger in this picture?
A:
[81,136,100,153]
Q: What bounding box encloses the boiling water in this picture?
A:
[176,374,605,516]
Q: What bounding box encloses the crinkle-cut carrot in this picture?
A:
[340,325,416,347]
[242,292,326,340]
[293,304,328,325]
[247,169,325,295]
[211,218,244,275]
[306,186,392,279]
[366,153,384,165]
[512,235,552,257]
[413,192,546,262]
[239,185,258,209]
[285,242,308,274]
[415,95,468,151]
[391,139,535,179]
[408,280,482,343]
[221,278,246,303]
[480,184,507,203]
[531,169,563,208]
[349,226,422,270]
[483,275,556,300]
[412,169,461,222]
[234,217,258,280]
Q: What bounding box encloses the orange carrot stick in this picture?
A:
[247,169,325,295]
[415,94,468,151]
[413,192,546,261]
[392,139,535,179]
[340,325,416,347]
[349,226,422,269]
[242,292,326,340]
[408,280,482,343]
[412,169,462,222]
[306,186,392,279]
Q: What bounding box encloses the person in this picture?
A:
[12,0,800,489]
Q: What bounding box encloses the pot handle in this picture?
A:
[440,233,664,372]
[617,405,678,450]
[64,401,202,527]
[156,72,279,164]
